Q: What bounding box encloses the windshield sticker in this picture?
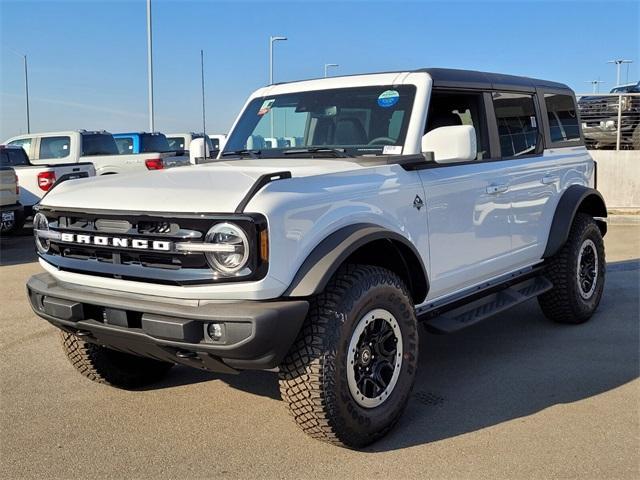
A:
[383,145,402,155]
[378,90,400,108]
[258,99,275,116]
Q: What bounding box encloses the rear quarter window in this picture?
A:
[544,94,581,143]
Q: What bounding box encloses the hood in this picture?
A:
[41,159,362,213]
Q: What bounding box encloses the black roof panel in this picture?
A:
[418,68,572,92]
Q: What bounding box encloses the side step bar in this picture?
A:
[420,276,553,334]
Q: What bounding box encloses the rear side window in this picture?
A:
[81,133,119,156]
[493,92,540,158]
[544,94,580,143]
[39,136,71,159]
[140,134,171,153]
[0,149,29,166]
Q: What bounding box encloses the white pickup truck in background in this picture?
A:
[4,130,190,176]
[0,144,95,220]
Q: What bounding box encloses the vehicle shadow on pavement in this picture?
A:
[369,258,639,452]
[0,227,37,266]
[151,366,281,400]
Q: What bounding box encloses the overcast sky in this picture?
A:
[1,0,638,140]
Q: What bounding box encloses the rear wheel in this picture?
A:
[538,213,605,324]
[278,264,419,448]
[61,332,174,389]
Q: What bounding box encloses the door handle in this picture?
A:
[541,175,559,185]
[486,184,509,194]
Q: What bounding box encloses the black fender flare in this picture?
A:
[284,223,429,303]
[543,185,607,258]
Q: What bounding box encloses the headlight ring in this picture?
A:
[33,212,50,254]
[204,222,250,274]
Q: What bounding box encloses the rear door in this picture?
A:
[419,90,513,299]
[496,91,581,265]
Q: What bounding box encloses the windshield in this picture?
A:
[223,85,416,157]
[140,133,171,153]
[81,133,119,156]
[610,82,640,93]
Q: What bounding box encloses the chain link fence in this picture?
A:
[577,91,640,150]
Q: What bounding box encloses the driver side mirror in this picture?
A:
[189,138,210,165]
[421,125,477,164]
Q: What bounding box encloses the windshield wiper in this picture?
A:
[282,147,352,158]
[221,149,261,158]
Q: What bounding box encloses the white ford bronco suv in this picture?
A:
[27,69,607,448]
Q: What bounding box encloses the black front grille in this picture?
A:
[36,208,267,285]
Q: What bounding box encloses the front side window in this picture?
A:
[115,137,134,154]
[493,92,540,157]
[8,138,32,158]
[426,91,490,160]
[224,85,416,157]
[81,133,119,156]
[39,136,70,159]
[544,94,580,143]
[167,137,185,151]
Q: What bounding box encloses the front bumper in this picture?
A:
[27,273,308,373]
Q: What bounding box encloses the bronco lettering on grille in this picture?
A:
[59,233,171,251]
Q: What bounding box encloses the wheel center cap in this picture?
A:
[359,347,372,366]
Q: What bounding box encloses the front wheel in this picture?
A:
[278,264,419,448]
[61,332,174,389]
[538,213,605,324]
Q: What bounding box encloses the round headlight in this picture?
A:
[33,212,50,254]
[204,223,249,274]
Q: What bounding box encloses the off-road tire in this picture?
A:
[61,332,174,389]
[278,264,419,448]
[538,213,605,324]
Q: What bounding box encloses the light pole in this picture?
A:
[7,49,30,133]
[268,36,286,141]
[201,49,206,141]
[269,35,287,85]
[607,59,633,87]
[146,0,155,132]
[585,79,604,94]
[324,63,339,77]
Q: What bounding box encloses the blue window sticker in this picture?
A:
[378,90,400,108]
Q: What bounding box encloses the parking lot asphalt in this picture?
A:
[0,225,638,480]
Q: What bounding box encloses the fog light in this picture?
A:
[207,322,224,341]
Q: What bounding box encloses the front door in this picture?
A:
[419,90,513,300]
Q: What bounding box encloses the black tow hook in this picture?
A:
[175,350,198,359]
